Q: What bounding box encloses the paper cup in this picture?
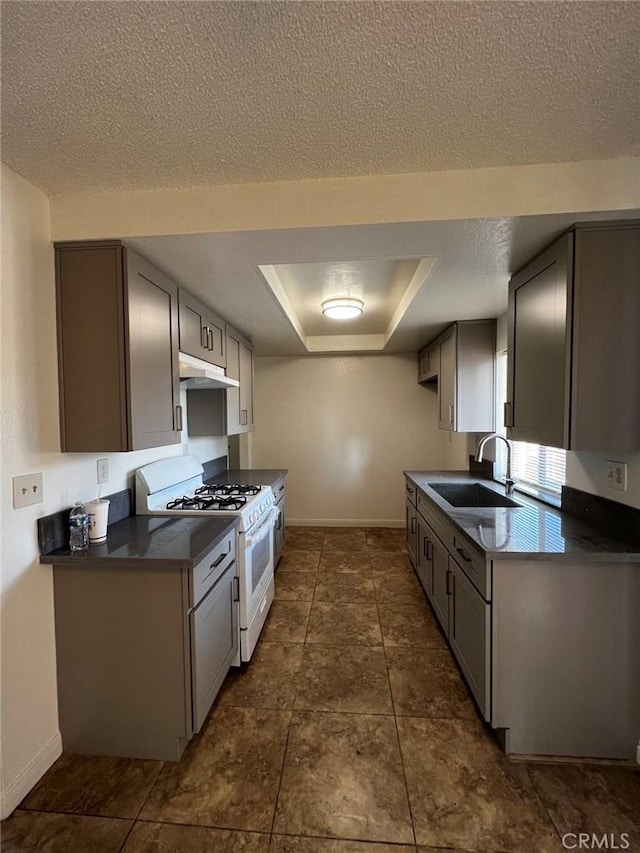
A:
[86,499,110,544]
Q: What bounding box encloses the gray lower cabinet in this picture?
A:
[55,241,182,452]
[190,559,238,731]
[415,507,487,716]
[430,532,450,632]
[405,482,418,567]
[406,476,640,760]
[507,221,640,451]
[448,557,491,720]
[52,530,238,761]
[415,514,431,595]
[273,478,286,566]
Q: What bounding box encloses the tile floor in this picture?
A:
[3,527,639,852]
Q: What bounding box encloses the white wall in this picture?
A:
[566,452,640,510]
[0,164,227,818]
[252,354,470,525]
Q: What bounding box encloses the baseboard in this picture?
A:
[0,731,62,820]
[287,519,404,528]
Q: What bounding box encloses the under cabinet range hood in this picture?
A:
[178,352,239,390]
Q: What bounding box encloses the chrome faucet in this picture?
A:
[475,433,516,495]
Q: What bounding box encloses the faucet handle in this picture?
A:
[505,477,516,496]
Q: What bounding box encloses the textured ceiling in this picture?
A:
[2,1,639,195]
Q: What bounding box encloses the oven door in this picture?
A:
[238,508,277,628]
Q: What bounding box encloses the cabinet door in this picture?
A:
[438,330,456,430]
[418,344,438,383]
[406,498,417,568]
[415,515,432,598]
[206,309,226,369]
[224,326,254,435]
[179,289,209,361]
[239,340,254,431]
[56,243,129,451]
[274,493,286,566]
[430,530,450,633]
[225,330,242,435]
[571,225,640,452]
[190,562,239,732]
[126,250,182,450]
[507,234,572,448]
[449,559,491,720]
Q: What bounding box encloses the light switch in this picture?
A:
[13,473,44,508]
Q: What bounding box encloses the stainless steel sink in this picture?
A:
[428,482,522,508]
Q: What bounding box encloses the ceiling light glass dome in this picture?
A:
[321,297,364,320]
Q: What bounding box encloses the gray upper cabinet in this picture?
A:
[507,222,640,451]
[186,324,254,437]
[206,308,226,369]
[227,324,254,432]
[417,342,438,383]
[437,329,457,430]
[421,320,495,433]
[178,289,209,361]
[55,241,181,452]
[506,234,571,448]
[178,289,226,369]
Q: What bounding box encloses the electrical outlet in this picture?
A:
[13,473,44,508]
[97,458,110,485]
[605,460,627,492]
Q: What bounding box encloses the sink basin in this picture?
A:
[428,482,521,508]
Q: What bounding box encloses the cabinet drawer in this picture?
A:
[451,534,490,600]
[405,479,417,507]
[190,531,236,607]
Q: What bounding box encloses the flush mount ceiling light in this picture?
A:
[321,297,364,320]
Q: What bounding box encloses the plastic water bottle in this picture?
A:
[69,502,89,551]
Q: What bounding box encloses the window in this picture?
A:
[494,350,566,500]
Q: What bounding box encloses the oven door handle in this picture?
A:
[244,508,278,548]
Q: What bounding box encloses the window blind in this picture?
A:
[494,351,566,497]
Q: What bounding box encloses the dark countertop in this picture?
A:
[405,470,640,561]
[207,469,287,488]
[40,515,238,569]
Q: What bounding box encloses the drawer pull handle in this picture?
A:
[456,546,472,563]
[446,569,452,595]
[424,538,433,559]
[410,517,416,534]
[279,484,285,491]
[210,550,228,570]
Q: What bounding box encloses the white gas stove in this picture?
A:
[135,455,277,663]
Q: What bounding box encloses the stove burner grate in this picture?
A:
[166,494,247,511]
[195,483,261,497]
